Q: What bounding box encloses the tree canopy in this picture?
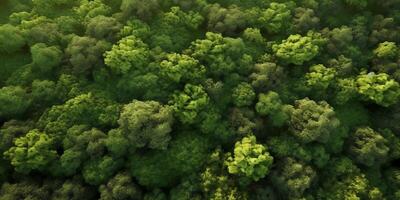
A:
[0,0,400,199]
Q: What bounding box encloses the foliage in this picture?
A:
[232,82,255,107]
[356,71,400,107]
[117,100,174,150]
[225,135,273,182]
[272,33,321,65]
[0,24,25,54]
[104,36,149,74]
[0,86,30,119]
[170,84,209,124]
[4,129,57,174]
[289,98,340,144]
[0,0,400,199]
[348,127,389,167]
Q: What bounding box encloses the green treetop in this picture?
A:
[272,33,321,65]
[289,98,340,143]
[117,100,174,150]
[356,71,400,107]
[225,135,273,182]
[4,129,57,174]
[104,36,150,74]
[170,84,209,124]
[373,41,398,59]
[232,82,256,107]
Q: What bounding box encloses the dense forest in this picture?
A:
[0,0,400,199]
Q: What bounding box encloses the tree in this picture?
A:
[104,36,150,74]
[255,91,290,126]
[99,171,142,200]
[60,126,108,175]
[324,26,354,56]
[65,36,111,75]
[52,177,96,200]
[149,6,204,52]
[249,62,285,92]
[53,74,85,101]
[85,15,122,41]
[326,55,354,77]
[267,135,331,168]
[205,4,248,35]
[356,71,400,107]
[369,15,400,46]
[82,155,122,185]
[293,7,319,33]
[118,100,174,150]
[242,28,265,44]
[170,84,209,124]
[37,93,120,136]
[0,120,33,182]
[0,86,30,119]
[316,156,380,200]
[169,176,202,200]
[130,132,210,188]
[232,83,256,107]
[0,24,25,54]
[229,108,257,136]
[115,72,170,102]
[270,158,316,199]
[105,129,130,158]
[0,120,33,153]
[305,64,337,90]
[0,179,58,200]
[318,173,371,199]
[373,41,398,59]
[118,18,151,39]
[200,149,248,200]
[272,33,321,65]
[289,98,340,143]
[225,135,273,183]
[159,53,206,84]
[75,0,112,22]
[30,43,62,73]
[31,80,58,108]
[188,32,252,76]
[198,106,233,142]
[120,0,160,20]
[255,92,283,116]
[348,127,389,167]
[4,129,57,174]
[255,2,292,34]
[335,78,358,105]
[384,168,400,199]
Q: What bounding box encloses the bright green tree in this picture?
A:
[159,53,206,84]
[4,129,57,174]
[356,71,400,107]
[272,33,321,65]
[170,84,209,124]
[104,36,150,74]
[373,41,398,59]
[225,135,273,182]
